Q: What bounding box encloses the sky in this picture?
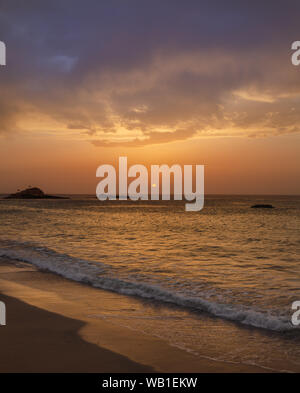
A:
[0,0,299,194]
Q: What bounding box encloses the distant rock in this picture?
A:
[5,187,68,199]
[251,204,274,209]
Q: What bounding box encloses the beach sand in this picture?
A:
[0,294,153,373]
[0,257,267,373]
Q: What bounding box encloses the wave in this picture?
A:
[0,240,297,332]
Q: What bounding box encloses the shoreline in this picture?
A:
[0,256,270,373]
[0,293,153,373]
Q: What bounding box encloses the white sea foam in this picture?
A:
[0,241,297,332]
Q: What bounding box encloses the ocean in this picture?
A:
[0,195,299,372]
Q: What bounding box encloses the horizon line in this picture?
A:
[1,192,300,197]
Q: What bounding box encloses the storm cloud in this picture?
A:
[0,0,299,146]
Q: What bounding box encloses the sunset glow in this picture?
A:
[0,1,299,195]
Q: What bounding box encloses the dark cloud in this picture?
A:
[0,1,300,144]
[91,127,198,147]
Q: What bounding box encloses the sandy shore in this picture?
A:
[0,257,267,373]
[0,293,153,373]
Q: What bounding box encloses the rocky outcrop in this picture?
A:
[251,204,274,209]
[5,187,68,199]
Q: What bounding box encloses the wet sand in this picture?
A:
[0,294,153,373]
[0,257,267,373]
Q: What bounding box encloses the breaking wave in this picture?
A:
[0,240,297,332]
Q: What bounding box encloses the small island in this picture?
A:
[5,187,69,199]
[251,204,274,209]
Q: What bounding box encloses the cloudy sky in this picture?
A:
[0,0,299,194]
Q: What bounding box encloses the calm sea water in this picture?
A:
[0,195,299,371]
